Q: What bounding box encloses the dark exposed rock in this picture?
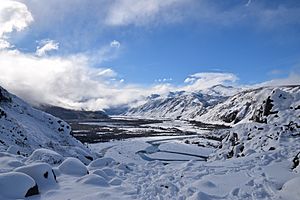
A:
[221,110,238,123]
[269,147,276,151]
[292,152,300,170]
[44,172,48,179]
[85,155,93,161]
[0,88,12,103]
[25,184,39,197]
[52,170,57,181]
[251,96,278,123]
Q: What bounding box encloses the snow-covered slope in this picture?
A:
[205,85,300,161]
[197,85,300,125]
[0,86,93,164]
[126,90,228,119]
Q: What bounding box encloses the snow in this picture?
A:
[14,163,57,191]
[0,85,300,199]
[278,176,300,200]
[88,157,116,170]
[26,148,64,165]
[125,89,228,120]
[76,174,109,187]
[0,172,37,199]
[0,86,94,164]
[58,157,88,176]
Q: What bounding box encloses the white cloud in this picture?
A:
[105,0,190,26]
[0,0,33,49]
[182,72,238,92]
[110,40,121,49]
[256,73,300,87]
[36,39,59,56]
[0,50,151,110]
[0,39,11,49]
[95,68,117,78]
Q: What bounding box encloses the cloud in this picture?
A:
[0,49,150,110]
[182,72,239,92]
[155,78,173,83]
[110,40,121,49]
[36,39,59,56]
[0,0,33,49]
[105,0,191,26]
[257,72,300,87]
[95,68,117,78]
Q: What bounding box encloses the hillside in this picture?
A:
[39,105,108,121]
[0,86,94,164]
[197,85,300,125]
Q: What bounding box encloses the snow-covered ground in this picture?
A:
[1,85,300,199]
[1,134,299,200]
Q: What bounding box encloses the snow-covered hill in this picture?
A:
[203,85,300,161]
[0,86,93,164]
[197,85,300,125]
[126,90,228,119]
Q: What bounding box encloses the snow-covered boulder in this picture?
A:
[0,172,39,199]
[88,157,116,170]
[59,157,88,176]
[0,152,24,173]
[76,174,109,187]
[6,145,21,155]
[109,178,122,186]
[26,148,64,165]
[14,163,57,191]
[278,176,300,200]
[117,163,132,173]
[91,169,110,180]
[102,168,116,177]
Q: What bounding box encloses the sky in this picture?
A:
[0,0,300,110]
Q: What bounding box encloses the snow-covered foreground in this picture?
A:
[0,134,299,200]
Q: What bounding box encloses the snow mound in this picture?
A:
[278,176,300,200]
[91,169,110,180]
[88,157,116,169]
[14,163,57,191]
[6,145,21,155]
[59,157,88,176]
[109,178,122,186]
[76,174,109,187]
[0,153,24,173]
[117,163,132,173]
[26,148,64,165]
[102,168,116,177]
[0,172,38,199]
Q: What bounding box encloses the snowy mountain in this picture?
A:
[0,86,94,164]
[200,84,241,97]
[197,85,300,125]
[125,90,228,119]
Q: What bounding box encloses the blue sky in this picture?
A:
[1,0,300,109]
[11,0,300,84]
